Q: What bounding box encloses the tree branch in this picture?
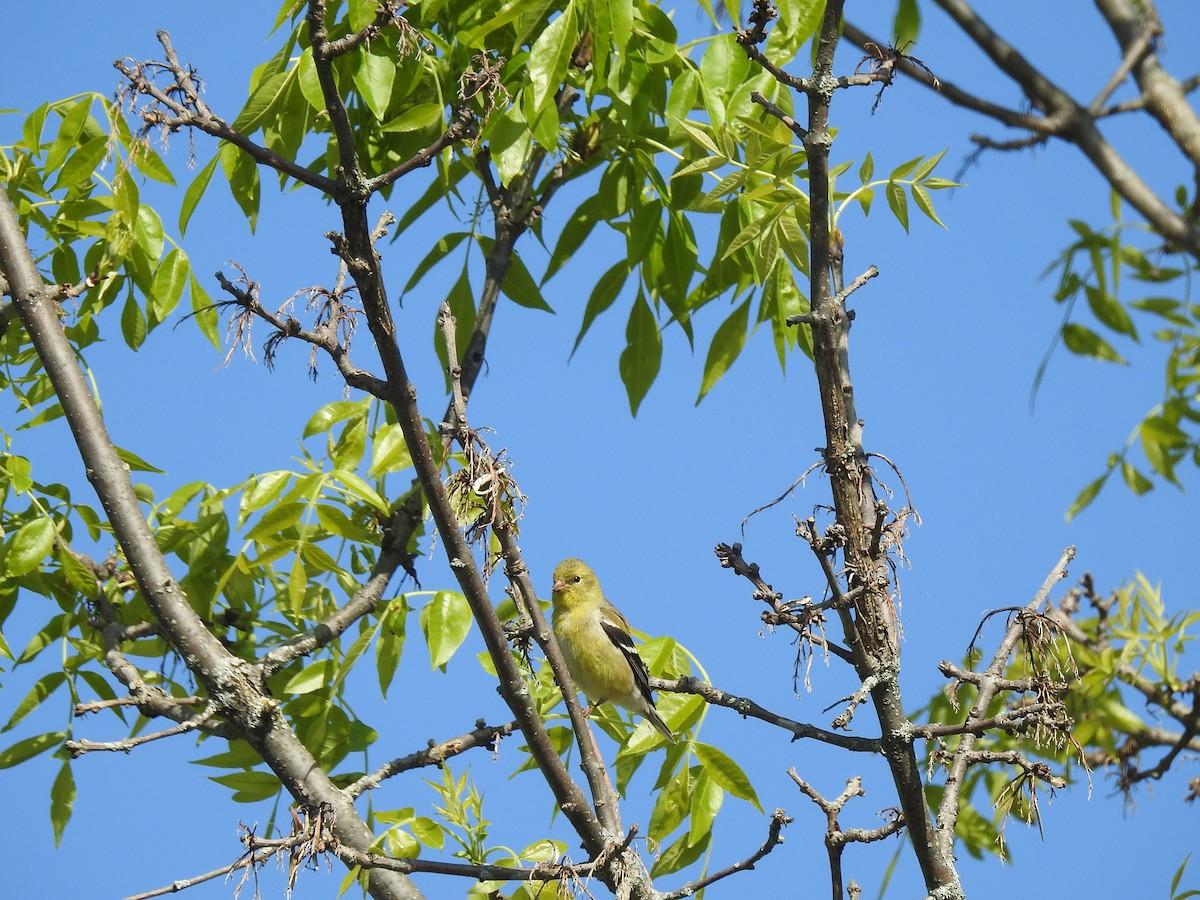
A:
[658,675,880,751]
[739,2,959,890]
[345,720,519,798]
[659,809,793,900]
[933,547,1075,864]
[115,33,338,196]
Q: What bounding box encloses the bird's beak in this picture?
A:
[551,579,565,593]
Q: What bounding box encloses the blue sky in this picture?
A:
[3,2,1199,898]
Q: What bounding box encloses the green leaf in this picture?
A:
[498,250,554,312]
[46,98,94,171]
[1141,414,1189,448]
[677,119,721,157]
[1067,471,1110,520]
[296,46,326,111]
[651,828,709,877]
[52,134,107,191]
[179,155,218,236]
[911,149,947,182]
[688,768,724,847]
[190,740,263,769]
[401,232,469,297]
[886,181,909,232]
[7,518,56,576]
[649,767,692,839]
[150,248,189,324]
[334,469,389,512]
[114,445,166,474]
[353,47,396,121]
[1061,323,1127,364]
[16,614,66,665]
[0,731,66,768]
[910,183,945,228]
[421,590,472,670]
[377,597,409,698]
[208,770,283,803]
[369,423,414,477]
[618,293,662,416]
[894,0,921,46]
[120,293,147,351]
[1121,461,1154,495]
[460,0,556,48]
[1084,285,1137,338]
[858,151,874,184]
[232,68,294,134]
[245,501,305,541]
[4,672,66,732]
[697,298,750,403]
[5,455,33,494]
[528,1,579,119]
[219,140,261,232]
[188,273,221,350]
[129,139,175,185]
[56,544,98,600]
[382,103,445,133]
[889,155,923,180]
[304,400,366,438]
[573,260,628,354]
[50,760,76,846]
[694,741,761,810]
[282,659,334,695]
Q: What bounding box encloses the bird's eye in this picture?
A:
[571,575,582,584]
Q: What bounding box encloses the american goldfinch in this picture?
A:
[550,558,674,742]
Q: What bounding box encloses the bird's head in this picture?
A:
[551,558,599,607]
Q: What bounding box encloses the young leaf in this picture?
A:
[910,183,945,228]
[886,181,909,232]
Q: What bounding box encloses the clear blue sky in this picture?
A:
[4,2,1199,898]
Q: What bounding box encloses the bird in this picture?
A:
[549,558,675,742]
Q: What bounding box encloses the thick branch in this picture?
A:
[739,1,957,890]
[927,0,1200,259]
[1093,0,1200,167]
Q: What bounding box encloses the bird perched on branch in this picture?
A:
[550,558,675,742]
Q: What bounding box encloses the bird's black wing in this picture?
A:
[600,615,655,705]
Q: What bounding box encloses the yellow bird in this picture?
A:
[550,558,674,742]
